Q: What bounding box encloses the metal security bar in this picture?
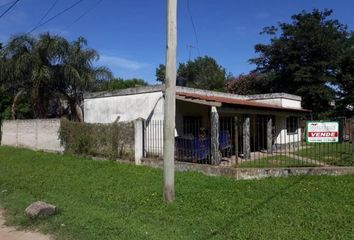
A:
[230,115,354,168]
[175,117,212,164]
[143,116,354,168]
[144,120,163,159]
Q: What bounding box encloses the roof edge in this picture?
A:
[175,86,249,100]
[84,85,163,99]
[246,92,302,101]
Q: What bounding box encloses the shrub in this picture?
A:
[59,119,134,160]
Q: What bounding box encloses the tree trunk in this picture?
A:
[75,103,83,122]
[11,89,25,120]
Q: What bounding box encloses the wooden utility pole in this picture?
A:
[163,0,177,202]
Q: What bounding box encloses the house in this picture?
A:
[83,85,311,165]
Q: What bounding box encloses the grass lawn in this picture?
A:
[1,146,354,239]
[296,142,353,166]
[238,155,316,168]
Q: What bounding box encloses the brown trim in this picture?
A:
[176,92,311,113]
[176,95,222,107]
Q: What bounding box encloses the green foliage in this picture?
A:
[155,56,226,91]
[224,73,272,95]
[155,64,166,82]
[95,78,148,91]
[334,34,354,116]
[0,88,11,121]
[58,119,134,160]
[1,146,354,239]
[0,33,112,120]
[249,9,350,116]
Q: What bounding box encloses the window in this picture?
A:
[286,116,298,134]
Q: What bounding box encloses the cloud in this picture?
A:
[99,55,150,71]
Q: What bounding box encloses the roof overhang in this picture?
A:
[176,95,222,107]
[176,92,311,113]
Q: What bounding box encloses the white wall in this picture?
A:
[84,91,165,157]
[1,119,63,152]
[84,91,164,123]
[253,98,301,109]
[274,116,302,145]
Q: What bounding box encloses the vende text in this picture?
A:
[308,132,338,137]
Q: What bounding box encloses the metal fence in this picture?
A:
[143,116,354,168]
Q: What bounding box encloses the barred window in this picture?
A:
[286,116,298,134]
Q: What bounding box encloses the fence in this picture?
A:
[0,119,63,152]
[143,117,354,168]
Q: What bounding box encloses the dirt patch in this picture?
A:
[0,209,52,240]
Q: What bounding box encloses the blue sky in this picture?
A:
[1,0,354,84]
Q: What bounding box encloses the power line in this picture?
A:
[187,44,196,60]
[35,0,59,28]
[65,0,103,29]
[0,0,16,9]
[28,0,84,34]
[0,0,20,19]
[186,0,200,57]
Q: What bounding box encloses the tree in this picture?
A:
[250,9,349,116]
[0,33,112,121]
[333,34,354,116]
[155,64,166,83]
[0,34,39,119]
[155,56,226,91]
[95,78,148,92]
[224,73,272,95]
[55,36,112,121]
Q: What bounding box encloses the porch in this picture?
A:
[144,95,307,166]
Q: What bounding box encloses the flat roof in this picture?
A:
[83,85,310,112]
[176,92,311,113]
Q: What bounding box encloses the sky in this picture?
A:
[1,0,354,84]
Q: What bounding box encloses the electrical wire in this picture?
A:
[28,0,84,33]
[66,0,103,28]
[0,0,16,9]
[35,0,59,28]
[0,0,20,19]
[187,0,201,57]
[65,0,103,29]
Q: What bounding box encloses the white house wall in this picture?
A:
[84,91,164,123]
[274,116,302,146]
[281,99,301,109]
[253,98,301,109]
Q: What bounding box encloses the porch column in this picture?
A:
[210,106,220,165]
[234,116,239,164]
[242,116,251,160]
[267,117,273,154]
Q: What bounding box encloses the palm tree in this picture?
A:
[56,36,112,121]
[0,33,112,121]
[0,34,36,119]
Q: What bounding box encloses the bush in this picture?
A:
[59,119,134,160]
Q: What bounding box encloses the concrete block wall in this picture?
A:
[1,119,64,152]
